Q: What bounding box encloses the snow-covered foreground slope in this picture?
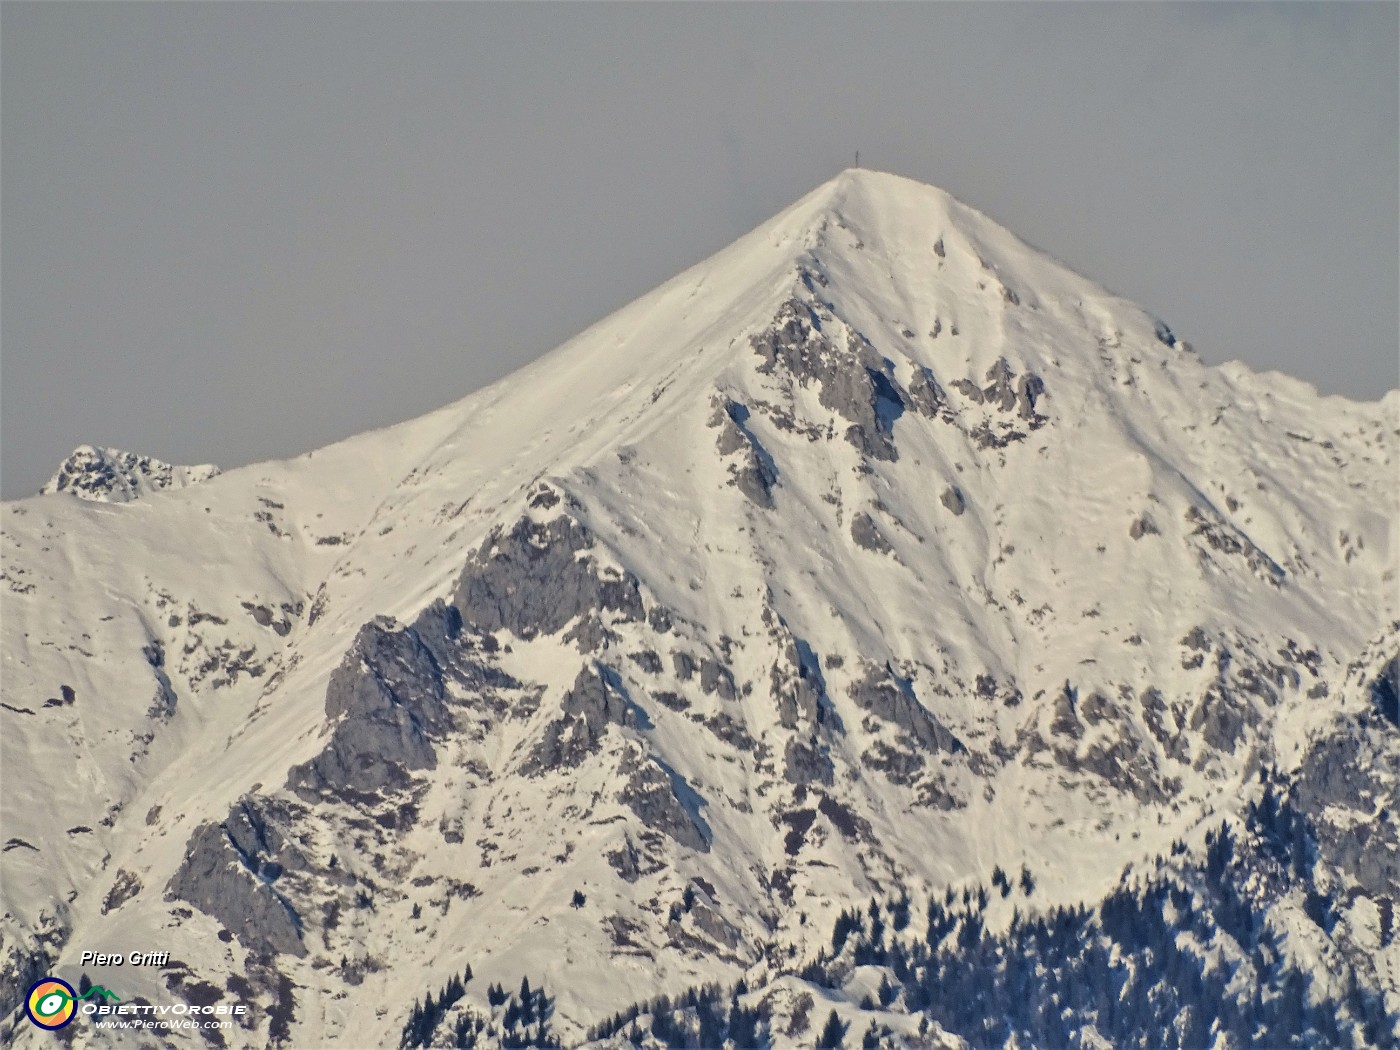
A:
[2,170,1396,1048]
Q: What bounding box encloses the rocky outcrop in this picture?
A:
[770,639,829,733]
[524,663,634,774]
[711,397,779,508]
[287,616,453,798]
[907,366,954,423]
[618,752,709,852]
[751,300,907,461]
[168,797,310,958]
[1293,715,1399,898]
[453,516,644,639]
[1371,656,1399,727]
[848,663,965,755]
[783,736,834,786]
[850,512,893,554]
[40,444,220,503]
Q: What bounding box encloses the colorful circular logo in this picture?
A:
[25,977,77,1030]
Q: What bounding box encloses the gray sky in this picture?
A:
[3,2,1396,499]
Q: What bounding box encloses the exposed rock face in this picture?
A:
[907,366,953,422]
[699,658,738,700]
[770,638,829,732]
[1130,515,1160,539]
[783,736,835,786]
[848,663,965,754]
[525,663,634,774]
[618,751,709,852]
[40,444,221,502]
[1185,506,1285,585]
[1294,715,1399,897]
[287,616,453,798]
[983,358,1018,412]
[453,516,644,639]
[941,486,966,516]
[751,300,906,461]
[168,797,309,958]
[1371,656,1399,727]
[711,397,778,508]
[1016,374,1046,420]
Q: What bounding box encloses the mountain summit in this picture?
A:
[2,171,1395,1047]
[40,444,221,502]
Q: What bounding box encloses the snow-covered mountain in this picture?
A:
[39,445,221,503]
[2,169,1396,1048]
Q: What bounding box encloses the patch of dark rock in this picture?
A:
[851,512,893,554]
[267,972,296,1046]
[3,837,39,852]
[689,901,744,951]
[907,367,954,422]
[1181,627,1211,651]
[1293,723,1400,897]
[817,794,867,840]
[914,777,965,811]
[1079,691,1114,727]
[982,359,1018,411]
[647,606,673,633]
[101,869,142,914]
[1073,740,1169,804]
[1185,506,1285,584]
[970,422,1028,449]
[628,650,663,674]
[703,712,755,751]
[950,378,984,403]
[771,636,832,732]
[941,486,965,516]
[1371,657,1399,727]
[653,691,689,712]
[783,737,834,785]
[606,836,645,883]
[780,808,817,855]
[862,741,925,785]
[562,614,619,653]
[699,658,737,700]
[711,397,779,509]
[528,485,560,510]
[1050,683,1083,740]
[1129,515,1159,539]
[1016,374,1046,421]
[1189,686,1249,755]
[751,300,906,461]
[673,652,697,680]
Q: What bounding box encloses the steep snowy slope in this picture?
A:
[39,445,222,502]
[2,170,1395,1047]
